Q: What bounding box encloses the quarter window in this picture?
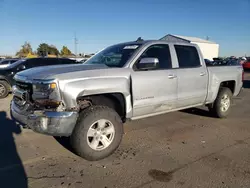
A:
[174,45,201,68]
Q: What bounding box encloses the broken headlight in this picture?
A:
[32,81,61,108]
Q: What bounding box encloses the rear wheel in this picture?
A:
[0,81,10,99]
[70,106,123,161]
[209,87,232,118]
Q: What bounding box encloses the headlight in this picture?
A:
[32,81,61,108]
[32,83,57,93]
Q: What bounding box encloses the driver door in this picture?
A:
[131,44,178,118]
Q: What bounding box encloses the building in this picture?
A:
[160,34,219,61]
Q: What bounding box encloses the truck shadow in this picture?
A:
[180,108,214,118]
[54,136,75,153]
[0,111,28,188]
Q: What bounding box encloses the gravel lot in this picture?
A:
[1,72,250,188]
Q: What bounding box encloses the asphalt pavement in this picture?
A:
[0,72,250,188]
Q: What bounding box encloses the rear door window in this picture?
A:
[41,58,59,66]
[23,59,37,68]
[174,45,201,68]
[59,59,78,64]
[41,58,76,65]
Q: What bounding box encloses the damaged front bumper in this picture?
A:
[11,101,78,136]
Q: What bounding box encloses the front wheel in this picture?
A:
[70,106,123,161]
[0,81,10,99]
[209,87,233,118]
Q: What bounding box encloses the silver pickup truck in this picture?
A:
[11,40,243,161]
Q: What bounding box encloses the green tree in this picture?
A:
[37,43,50,56]
[37,43,59,56]
[48,45,59,56]
[60,46,72,56]
[16,42,33,57]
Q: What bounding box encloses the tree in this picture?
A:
[16,42,33,57]
[49,45,59,56]
[60,46,72,56]
[37,43,59,56]
[37,43,49,56]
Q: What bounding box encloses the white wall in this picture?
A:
[191,42,219,61]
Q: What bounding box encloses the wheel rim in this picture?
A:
[0,84,6,96]
[87,119,115,151]
[220,94,230,112]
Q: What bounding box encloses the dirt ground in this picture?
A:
[0,72,250,188]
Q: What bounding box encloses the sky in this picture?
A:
[0,0,249,56]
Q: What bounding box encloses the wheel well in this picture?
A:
[77,93,126,122]
[0,79,11,89]
[0,78,10,85]
[220,80,235,94]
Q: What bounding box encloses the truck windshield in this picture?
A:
[85,43,141,67]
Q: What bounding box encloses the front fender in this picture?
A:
[60,77,132,117]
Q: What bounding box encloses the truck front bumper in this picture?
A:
[11,101,78,136]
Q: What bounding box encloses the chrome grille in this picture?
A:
[14,81,32,105]
[16,81,32,92]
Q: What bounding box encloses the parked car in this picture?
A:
[11,40,243,161]
[0,58,78,98]
[0,59,19,68]
[243,57,250,70]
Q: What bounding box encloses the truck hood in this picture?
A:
[16,64,108,80]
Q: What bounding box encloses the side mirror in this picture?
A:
[17,65,26,71]
[137,58,159,70]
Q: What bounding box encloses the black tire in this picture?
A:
[0,81,10,99]
[209,87,233,118]
[70,105,123,161]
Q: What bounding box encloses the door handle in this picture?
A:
[168,74,177,79]
[200,72,206,76]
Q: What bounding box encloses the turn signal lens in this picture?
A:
[50,83,57,89]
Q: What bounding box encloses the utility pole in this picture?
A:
[74,32,78,59]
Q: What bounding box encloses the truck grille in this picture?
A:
[15,81,32,102]
[16,81,32,93]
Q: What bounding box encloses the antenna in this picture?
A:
[74,32,78,59]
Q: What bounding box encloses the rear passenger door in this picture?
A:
[174,45,208,108]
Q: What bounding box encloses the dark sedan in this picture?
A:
[0,58,78,98]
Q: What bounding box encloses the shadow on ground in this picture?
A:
[181,108,214,118]
[243,80,250,89]
[54,136,75,153]
[0,111,27,188]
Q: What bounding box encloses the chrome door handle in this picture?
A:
[200,72,206,76]
[168,75,177,79]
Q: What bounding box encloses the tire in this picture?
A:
[0,81,10,99]
[209,87,233,118]
[70,105,123,161]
